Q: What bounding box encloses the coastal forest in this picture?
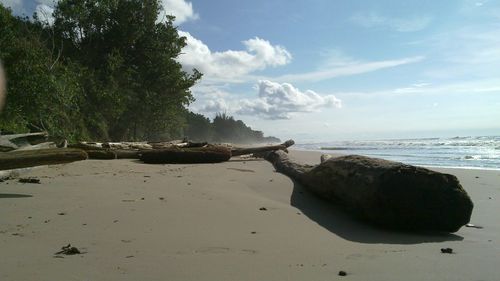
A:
[0,1,279,144]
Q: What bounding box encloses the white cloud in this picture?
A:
[237,80,342,119]
[158,0,198,24]
[192,80,342,120]
[274,56,424,83]
[35,3,54,25]
[178,31,292,80]
[444,28,500,65]
[351,12,432,32]
[342,78,500,98]
[414,24,500,79]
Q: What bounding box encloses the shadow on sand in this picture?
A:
[290,180,464,244]
[0,193,33,199]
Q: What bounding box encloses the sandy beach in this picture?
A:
[0,150,498,281]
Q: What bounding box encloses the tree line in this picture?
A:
[0,1,279,144]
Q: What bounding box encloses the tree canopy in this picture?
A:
[0,1,279,144]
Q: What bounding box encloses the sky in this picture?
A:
[2,0,500,142]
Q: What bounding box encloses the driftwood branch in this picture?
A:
[0,148,88,170]
[264,150,473,232]
[140,146,231,164]
[0,132,49,152]
[231,140,295,157]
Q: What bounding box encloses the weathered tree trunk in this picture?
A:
[0,148,88,170]
[231,140,295,156]
[103,142,152,150]
[264,151,473,233]
[114,149,141,159]
[140,146,231,164]
[86,150,117,160]
[68,142,107,151]
[0,132,49,152]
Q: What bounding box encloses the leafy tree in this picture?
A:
[50,0,201,140]
[184,111,213,141]
[0,4,87,140]
[0,3,278,144]
[212,112,279,143]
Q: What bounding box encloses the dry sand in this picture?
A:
[0,150,499,281]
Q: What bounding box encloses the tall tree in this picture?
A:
[0,4,87,140]
[51,0,201,140]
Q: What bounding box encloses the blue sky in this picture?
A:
[2,0,500,141]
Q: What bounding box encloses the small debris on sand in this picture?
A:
[57,212,66,216]
[19,177,40,184]
[159,197,165,200]
[338,270,347,276]
[441,248,453,254]
[259,207,267,211]
[55,244,82,255]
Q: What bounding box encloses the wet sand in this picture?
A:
[0,150,498,281]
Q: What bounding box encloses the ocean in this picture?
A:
[295,135,500,170]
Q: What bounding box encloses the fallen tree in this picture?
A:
[140,140,295,164]
[140,146,232,164]
[68,139,295,162]
[0,148,88,170]
[263,150,473,232]
[231,140,295,156]
[0,132,49,152]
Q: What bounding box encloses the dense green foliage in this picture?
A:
[51,0,202,141]
[0,5,87,140]
[0,1,279,143]
[185,112,280,143]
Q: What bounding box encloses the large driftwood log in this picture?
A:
[103,142,152,150]
[0,148,88,170]
[140,146,231,164]
[264,151,473,232]
[0,132,49,152]
[231,140,295,156]
[86,150,117,160]
[114,149,141,159]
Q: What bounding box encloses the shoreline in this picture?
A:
[0,150,498,281]
[290,148,500,171]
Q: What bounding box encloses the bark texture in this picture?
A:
[265,151,473,232]
[0,148,88,170]
[140,146,231,164]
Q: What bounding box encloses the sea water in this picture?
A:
[296,136,500,170]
